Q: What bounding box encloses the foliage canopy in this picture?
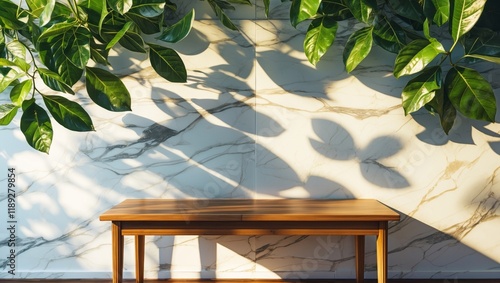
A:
[1,0,499,153]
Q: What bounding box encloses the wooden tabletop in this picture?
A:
[100,199,400,222]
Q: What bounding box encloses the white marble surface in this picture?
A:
[1,0,500,279]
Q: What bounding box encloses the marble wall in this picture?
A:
[1,0,499,280]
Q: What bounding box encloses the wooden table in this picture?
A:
[100,199,400,283]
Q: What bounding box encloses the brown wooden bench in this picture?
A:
[100,199,400,283]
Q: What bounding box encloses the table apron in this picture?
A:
[118,221,384,236]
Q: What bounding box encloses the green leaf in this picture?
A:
[98,22,147,53]
[263,0,270,17]
[89,40,110,65]
[0,104,18,125]
[343,26,373,73]
[0,0,28,30]
[125,11,161,34]
[38,68,75,94]
[373,13,406,54]
[388,0,425,23]
[118,30,147,53]
[42,95,94,131]
[80,0,108,36]
[393,38,445,78]
[402,66,441,115]
[7,41,27,61]
[20,100,53,153]
[109,0,133,14]
[0,68,23,93]
[450,0,486,44]
[290,0,321,27]
[10,80,33,106]
[426,89,457,134]
[157,9,195,43]
[26,0,56,26]
[0,58,22,69]
[106,21,134,50]
[445,66,496,122]
[37,23,90,85]
[304,16,338,66]
[37,20,76,42]
[85,67,132,112]
[148,43,187,83]
[344,0,372,23]
[463,28,500,64]
[227,0,251,4]
[423,0,449,26]
[208,0,239,31]
[318,0,352,21]
[130,0,164,17]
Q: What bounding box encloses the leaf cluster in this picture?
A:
[0,0,248,153]
[283,0,500,134]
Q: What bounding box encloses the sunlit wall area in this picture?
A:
[1,0,499,280]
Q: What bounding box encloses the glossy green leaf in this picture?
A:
[89,41,110,65]
[42,95,94,131]
[423,0,449,26]
[450,0,486,44]
[20,100,53,153]
[106,21,134,50]
[85,67,132,112]
[0,0,28,30]
[10,79,33,106]
[37,23,90,85]
[290,0,321,27]
[0,58,22,69]
[426,89,456,134]
[7,40,27,61]
[393,38,445,78]
[130,0,164,17]
[26,0,56,26]
[157,9,195,43]
[207,0,239,31]
[0,29,5,58]
[148,43,187,83]
[445,66,496,121]
[0,68,23,93]
[227,0,251,4]
[373,13,405,53]
[99,23,147,53]
[80,0,107,36]
[304,16,338,66]
[37,21,76,42]
[387,0,425,23]
[343,26,373,73]
[38,68,75,94]
[402,66,441,115]
[0,104,18,125]
[125,11,161,34]
[263,0,270,17]
[463,28,500,64]
[109,0,133,14]
[345,0,372,23]
[318,0,352,21]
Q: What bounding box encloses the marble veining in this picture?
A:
[1,0,500,279]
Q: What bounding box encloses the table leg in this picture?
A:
[355,235,365,283]
[112,222,124,283]
[135,235,145,283]
[376,222,388,283]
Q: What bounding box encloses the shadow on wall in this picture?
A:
[2,4,500,279]
[136,208,500,279]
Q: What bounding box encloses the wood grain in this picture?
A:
[100,199,400,222]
